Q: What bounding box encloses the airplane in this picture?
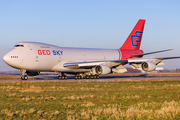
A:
[3,19,180,80]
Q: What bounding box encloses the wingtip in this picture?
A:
[167,49,174,51]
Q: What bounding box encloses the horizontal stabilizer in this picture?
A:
[133,49,173,57]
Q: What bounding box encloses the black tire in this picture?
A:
[21,75,28,80]
[93,75,97,79]
[85,75,89,79]
[90,75,94,79]
[77,76,81,79]
[58,76,62,80]
[24,75,28,80]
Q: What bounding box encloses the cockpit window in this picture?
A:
[14,44,24,47]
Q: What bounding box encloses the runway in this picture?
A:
[1,74,180,82]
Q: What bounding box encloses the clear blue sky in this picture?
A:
[1,0,180,71]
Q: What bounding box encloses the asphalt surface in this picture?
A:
[1,74,180,82]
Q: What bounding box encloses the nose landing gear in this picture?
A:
[20,69,28,80]
[21,75,28,80]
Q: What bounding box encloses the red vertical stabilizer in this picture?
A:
[120,19,146,50]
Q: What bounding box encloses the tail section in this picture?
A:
[120,19,146,50]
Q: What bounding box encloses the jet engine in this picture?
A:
[141,62,156,72]
[95,65,111,75]
[26,71,40,76]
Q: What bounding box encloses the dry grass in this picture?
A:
[0,80,180,119]
[81,102,95,107]
[1,108,61,119]
[67,101,180,119]
[62,94,96,100]
[19,86,44,93]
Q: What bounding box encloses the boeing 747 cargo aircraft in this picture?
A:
[3,19,180,80]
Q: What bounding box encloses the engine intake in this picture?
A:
[141,62,156,72]
[95,65,111,75]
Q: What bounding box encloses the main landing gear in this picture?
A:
[85,75,99,79]
[58,73,67,80]
[57,73,100,80]
[74,74,99,80]
[74,75,83,80]
[58,75,67,80]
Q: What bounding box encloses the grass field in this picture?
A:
[0,80,180,119]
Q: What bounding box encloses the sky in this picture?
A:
[1,0,180,71]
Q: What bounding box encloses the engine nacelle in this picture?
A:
[26,71,40,76]
[141,62,156,72]
[95,65,111,75]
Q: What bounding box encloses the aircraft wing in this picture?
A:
[64,56,180,73]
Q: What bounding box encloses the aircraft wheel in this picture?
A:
[90,75,94,79]
[85,75,89,79]
[61,76,65,79]
[74,75,82,80]
[96,75,99,79]
[93,75,97,79]
[74,76,77,80]
[58,76,62,80]
[21,75,28,80]
[78,76,81,79]
[58,76,67,80]
[24,75,28,80]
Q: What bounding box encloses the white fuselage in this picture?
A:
[3,42,120,72]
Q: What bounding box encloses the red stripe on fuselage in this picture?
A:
[117,49,121,60]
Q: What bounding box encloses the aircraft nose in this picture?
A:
[3,53,11,64]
